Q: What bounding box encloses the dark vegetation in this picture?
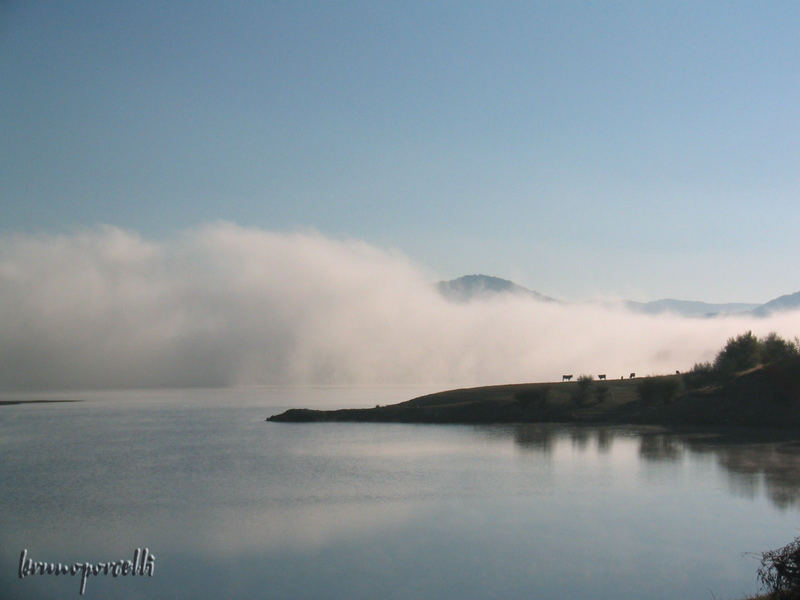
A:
[268,331,800,427]
[0,399,79,406]
[682,361,716,389]
[515,386,548,410]
[757,536,800,599]
[594,384,609,404]
[686,332,800,387]
[573,375,594,406]
[637,376,681,405]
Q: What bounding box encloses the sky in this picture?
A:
[2,2,800,391]
[2,1,799,303]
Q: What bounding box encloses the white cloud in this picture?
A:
[1,223,798,391]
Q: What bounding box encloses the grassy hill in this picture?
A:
[268,357,800,427]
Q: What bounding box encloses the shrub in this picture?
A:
[683,362,716,389]
[758,536,800,597]
[637,377,680,405]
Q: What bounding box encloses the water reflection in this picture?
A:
[508,424,626,456]
[511,424,556,455]
[596,428,613,454]
[683,432,800,510]
[638,432,682,462]
[569,427,591,451]
[503,424,800,510]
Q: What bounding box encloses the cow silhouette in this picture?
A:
[562,374,573,382]
[629,372,636,379]
[598,374,606,380]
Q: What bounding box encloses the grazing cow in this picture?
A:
[562,374,573,382]
[629,372,636,379]
[598,374,606,380]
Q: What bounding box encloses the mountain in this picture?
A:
[751,291,800,316]
[624,299,759,317]
[436,275,557,303]
[437,274,800,318]
[630,291,800,318]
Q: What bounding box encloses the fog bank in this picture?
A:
[1,224,798,391]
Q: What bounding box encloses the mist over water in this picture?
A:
[1,223,798,392]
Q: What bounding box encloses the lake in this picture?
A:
[1,386,799,599]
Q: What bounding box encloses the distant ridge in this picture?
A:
[624,299,759,317]
[751,291,800,316]
[437,274,800,318]
[437,275,557,303]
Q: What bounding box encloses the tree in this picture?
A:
[760,332,800,364]
[713,331,761,377]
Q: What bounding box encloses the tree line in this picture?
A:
[685,331,800,388]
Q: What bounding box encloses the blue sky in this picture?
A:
[2,1,799,302]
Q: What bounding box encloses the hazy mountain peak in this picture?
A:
[751,291,800,316]
[437,275,557,303]
[625,299,759,318]
[438,274,800,318]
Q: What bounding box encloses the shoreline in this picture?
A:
[268,363,800,429]
[0,400,81,407]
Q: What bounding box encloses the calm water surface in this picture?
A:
[2,386,800,599]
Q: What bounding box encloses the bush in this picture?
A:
[683,362,716,389]
[637,377,680,405]
[758,536,800,597]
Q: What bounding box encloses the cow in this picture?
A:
[675,370,680,375]
[629,372,636,379]
[598,374,606,380]
[562,374,573,382]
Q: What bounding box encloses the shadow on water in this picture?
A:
[682,431,800,510]
[495,423,800,510]
[638,431,682,462]
[570,427,591,451]
[512,423,557,455]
